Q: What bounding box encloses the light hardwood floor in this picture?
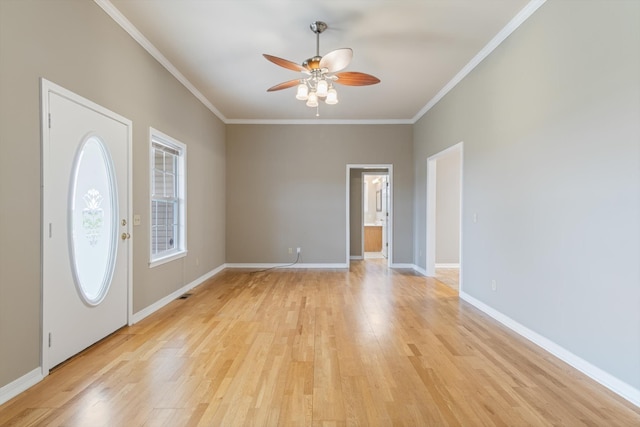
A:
[1,259,639,426]
[435,267,459,291]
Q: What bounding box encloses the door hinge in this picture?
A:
[49,223,52,238]
[48,113,51,129]
[48,332,52,348]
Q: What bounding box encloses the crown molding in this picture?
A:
[96,0,545,126]
[225,119,413,125]
[411,0,547,123]
[94,0,228,123]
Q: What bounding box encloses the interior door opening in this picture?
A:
[426,143,462,292]
[362,172,389,260]
[346,164,393,267]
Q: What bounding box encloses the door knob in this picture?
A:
[121,232,131,240]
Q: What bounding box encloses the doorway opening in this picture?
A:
[426,143,462,291]
[362,173,389,260]
[347,164,393,267]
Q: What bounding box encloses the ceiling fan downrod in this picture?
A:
[310,21,327,57]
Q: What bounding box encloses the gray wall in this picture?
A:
[435,149,461,264]
[226,125,413,264]
[414,0,639,390]
[0,1,226,388]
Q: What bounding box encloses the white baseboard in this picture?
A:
[225,263,348,269]
[0,368,43,406]
[460,291,640,408]
[435,263,460,269]
[390,263,415,269]
[131,263,225,324]
[350,255,363,260]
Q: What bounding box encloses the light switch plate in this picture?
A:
[133,214,141,226]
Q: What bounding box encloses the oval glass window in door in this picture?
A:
[68,135,119,306]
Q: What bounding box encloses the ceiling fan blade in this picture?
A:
[319,48,352,72]
[333,72,380,86]
[267,79,301,92]
[263,54,306,72]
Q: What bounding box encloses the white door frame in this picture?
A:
[426,143,463,289]
[346,164,393,267]
[40,79,133,375]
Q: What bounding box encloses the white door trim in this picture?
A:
[426,142,463,290]
[346,164,393,267]
[40,79,133,376]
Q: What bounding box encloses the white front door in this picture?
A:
[42,81,131,370]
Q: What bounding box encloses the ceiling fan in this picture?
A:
[263,21,380,114]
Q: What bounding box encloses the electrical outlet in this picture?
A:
[297,247,301,254]
[491,280,497,291]
[196,257,199,266]
[288,248,293,254]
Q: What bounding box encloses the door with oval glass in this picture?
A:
[42,81,131,371]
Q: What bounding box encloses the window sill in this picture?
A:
[149,250,187,268]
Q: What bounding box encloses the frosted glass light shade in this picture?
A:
[325,88,338,104]
[295,84,309,100]
[306,91,318,107]
[316,79,328,97]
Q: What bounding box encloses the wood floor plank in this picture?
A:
[1,260,639,426]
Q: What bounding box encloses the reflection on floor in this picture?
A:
[435,267,459,291]
[364,251,385,259]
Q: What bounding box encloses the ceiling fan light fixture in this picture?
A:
[325,87,338,105]
[295,83,309,100]
[264,20,379,116]
[306,91,318,107]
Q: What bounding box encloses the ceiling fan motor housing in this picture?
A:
[303,56,322,70]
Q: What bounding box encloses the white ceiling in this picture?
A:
[102,0,535,123]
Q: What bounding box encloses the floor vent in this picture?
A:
[178,293,192,300]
